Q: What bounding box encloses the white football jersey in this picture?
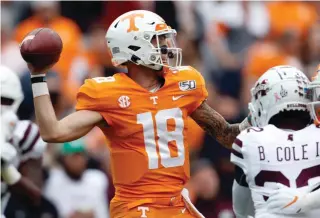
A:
[231,124,320,218]
[1,120,46,213]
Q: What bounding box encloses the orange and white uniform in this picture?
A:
[76,66,207,218]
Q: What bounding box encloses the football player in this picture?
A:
[265,66,320,215]
[25,10,251,217]
[231,65,320,218]
[1,66,47,216]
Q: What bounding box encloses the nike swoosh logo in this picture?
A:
[283,196,298,208]
[172,95,184,101]
[181,208,186,214]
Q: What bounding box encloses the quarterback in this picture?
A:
[231,66,320,218]
[26,10,250,217]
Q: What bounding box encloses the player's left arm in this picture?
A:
[233,177,254,218]
[191,101,250,149]
[230,133,254,218]
[1,141,42,205]
[19,158,43,189]
[4,165,42,205]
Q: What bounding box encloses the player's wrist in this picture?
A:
[31,74,49,98]
[1,164,22,185]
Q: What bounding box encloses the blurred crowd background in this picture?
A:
[1,1,319,218]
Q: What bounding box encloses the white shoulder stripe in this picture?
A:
[232,143,242,153]
[231,154,247,172]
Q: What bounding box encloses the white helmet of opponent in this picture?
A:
[249,65,311,127]
[106,10,182,70]
[0,65,24,114]
[1,65,23,140]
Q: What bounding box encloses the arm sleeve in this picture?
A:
[231,132,256,217]
[232,180,255,218]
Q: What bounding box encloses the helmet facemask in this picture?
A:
[147,30,182,70]
[306,82,320,124]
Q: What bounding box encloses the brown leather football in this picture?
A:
[20,28,63,71]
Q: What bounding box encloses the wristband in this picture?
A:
[31,76,47,84]
[32,82,49,98]
[1,164,21,185]
[30,74,46,78]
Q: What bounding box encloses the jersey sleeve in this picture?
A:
[11,121,47,162]
[76,79,102,111]
[182,66,209,114]
[231,137,246,170]
[76,78,113,125]
[231,128,262,178]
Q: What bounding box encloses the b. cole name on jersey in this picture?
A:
[258,142,320,162]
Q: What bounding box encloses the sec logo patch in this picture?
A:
[118,96,130,108]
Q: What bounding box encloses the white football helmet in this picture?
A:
[106,10,182,70]
[306,65,320,124]
[249,65,311,127]
[0,65,24,114]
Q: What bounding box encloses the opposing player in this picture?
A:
[231,65,320,218]
[265,66,320,215]
[1,66,47,215]
[25,10,251,217]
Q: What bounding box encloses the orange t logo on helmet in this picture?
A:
[121,13,144,32]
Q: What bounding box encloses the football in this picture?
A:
[20,28,63,71]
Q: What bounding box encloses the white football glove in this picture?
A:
[1,142,17,165]
[1,110,18,141]
[267,183,307,214]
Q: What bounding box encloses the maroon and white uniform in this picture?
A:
[231,125,320,218]
[1,120,46,212]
